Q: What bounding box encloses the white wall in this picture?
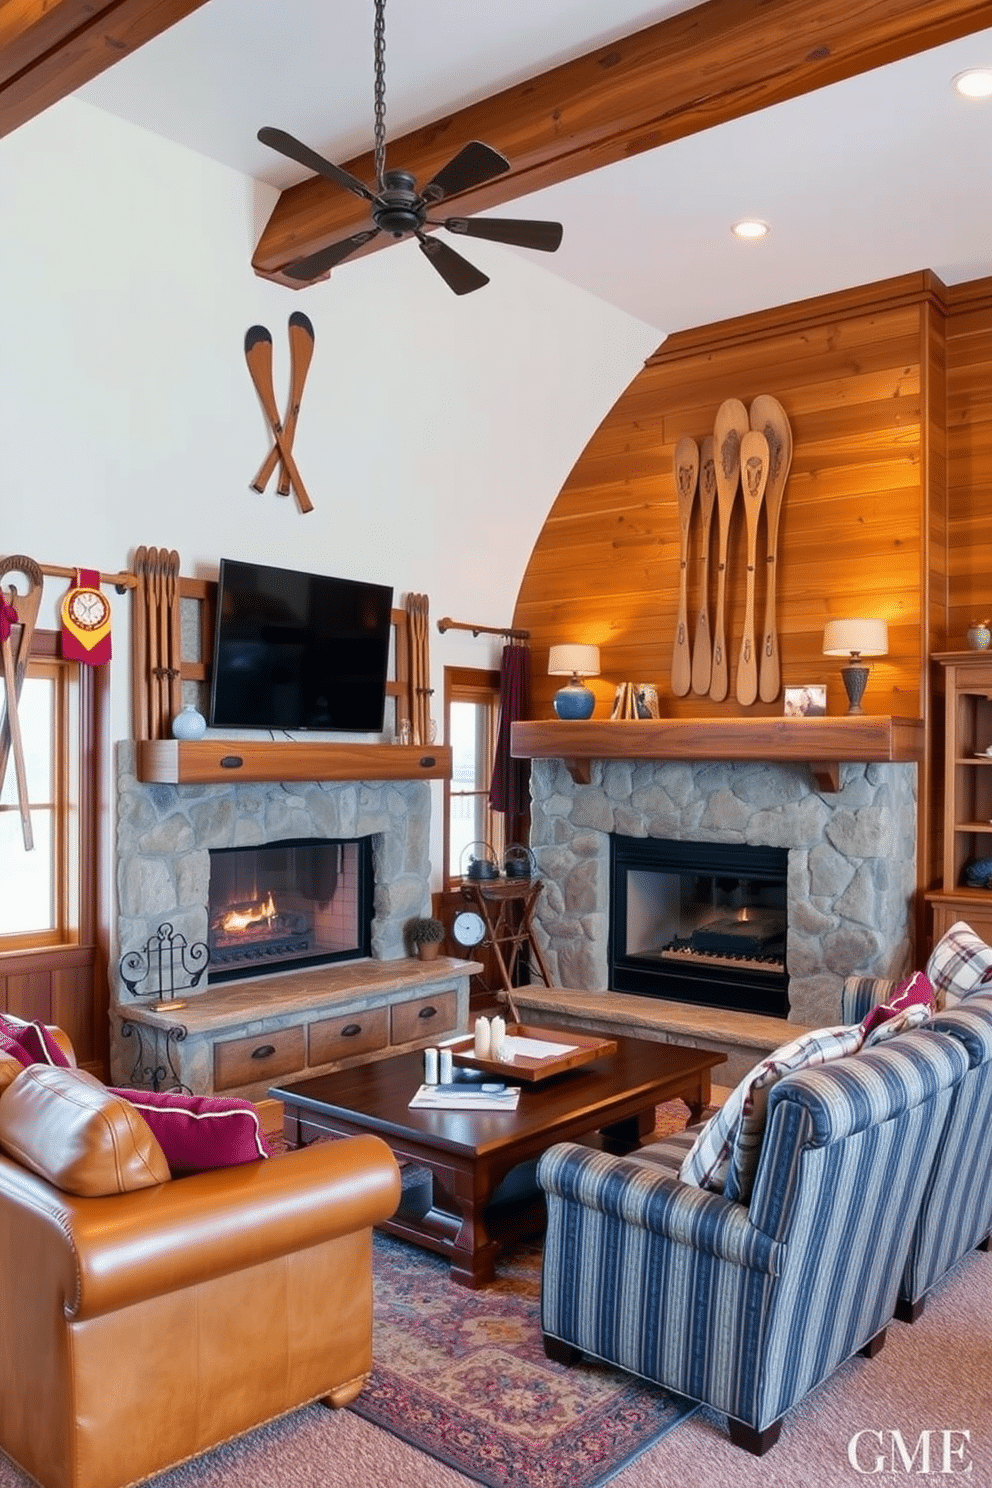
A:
[0,97,660,889]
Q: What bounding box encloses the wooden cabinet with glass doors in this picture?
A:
[928,653,992,944]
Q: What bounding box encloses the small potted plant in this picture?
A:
[407,916,446,961]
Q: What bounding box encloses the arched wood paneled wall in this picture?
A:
[513,269,992,904]
[515,272,952,727]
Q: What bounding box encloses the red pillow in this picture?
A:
[860,970,936,1038]
[0,1031,32,1068]
[0,1016,71,1068]
[109,1087,272,1174]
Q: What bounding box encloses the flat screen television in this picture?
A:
[208,558,394,732]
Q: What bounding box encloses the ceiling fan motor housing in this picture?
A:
[373,169,426,237]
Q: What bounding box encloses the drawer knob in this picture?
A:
[220,755,244,769]
[418,1005,438,1020]
[341,1023,362,1038]
[419,756,436,769]
[250,1043,277,1060]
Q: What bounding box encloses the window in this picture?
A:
[443,667,504,887]
[0,635,95,951]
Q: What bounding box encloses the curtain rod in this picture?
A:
[1,558,136,592]
[437,616,530,641]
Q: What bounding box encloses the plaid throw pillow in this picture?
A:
[926,922,992,1007]
[678,1023,865,1203]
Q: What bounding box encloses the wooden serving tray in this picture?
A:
[448,1024,617,1082]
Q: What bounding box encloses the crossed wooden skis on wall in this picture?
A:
[244,313,315,515]
[670,395,793,707]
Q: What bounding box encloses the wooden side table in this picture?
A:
[459,878,552,998]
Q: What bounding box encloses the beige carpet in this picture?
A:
[2,1246,983,1488]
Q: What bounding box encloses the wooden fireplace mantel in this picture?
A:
[136,739,452,785]
[510,715,925,792]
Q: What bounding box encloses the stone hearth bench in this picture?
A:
[507,986,812,1089]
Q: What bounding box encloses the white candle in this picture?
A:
[490,1016,506,1060]
[439,1047,453,1083]
[474,1016,491,1059]
[424,1047,439,1084]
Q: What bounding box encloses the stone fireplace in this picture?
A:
[527,755,918,1029]
[114,740,432,998]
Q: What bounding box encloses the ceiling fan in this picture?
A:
[258,0,563,295]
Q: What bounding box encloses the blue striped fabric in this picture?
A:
[842,974,897,1024]
[898,994,992,1310]
[538,1030,968,1441]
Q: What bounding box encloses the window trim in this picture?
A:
[442,665,503,891]
[0,630,103,953]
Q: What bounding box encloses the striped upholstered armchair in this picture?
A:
[843,927,992,1323]
[537,1028,968,1454]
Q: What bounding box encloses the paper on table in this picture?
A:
[408,1084,520,1112]
[501,1035,578,1060]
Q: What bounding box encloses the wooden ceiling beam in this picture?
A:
[0,0,211,138]
[252,0,992,283]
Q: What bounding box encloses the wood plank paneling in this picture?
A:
[514,276,938,727]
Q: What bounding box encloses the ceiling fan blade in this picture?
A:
[283,229,381,281]
[258,126,375,203]
[422,141,510,201]
[418,236,490,296]
[442,216,564,253]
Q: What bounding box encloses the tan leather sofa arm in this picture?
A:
[1,1134,400,1320]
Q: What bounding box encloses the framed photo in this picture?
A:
[784,685,826,717]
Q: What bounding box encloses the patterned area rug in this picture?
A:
[349,1099,710,1488]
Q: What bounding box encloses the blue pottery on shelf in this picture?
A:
[553,682,596,719]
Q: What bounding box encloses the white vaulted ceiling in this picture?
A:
[73,0,992,334]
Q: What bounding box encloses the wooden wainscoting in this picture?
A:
[0,944,108,1076]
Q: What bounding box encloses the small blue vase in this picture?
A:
[171,704,207,741]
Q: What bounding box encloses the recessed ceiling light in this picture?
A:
[732,220,769,241]
[953,69,992,98]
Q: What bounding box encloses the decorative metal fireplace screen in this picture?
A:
[207,836,372,983]
[609,835,789,1017]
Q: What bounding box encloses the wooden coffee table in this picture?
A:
[271,1033,724,1288]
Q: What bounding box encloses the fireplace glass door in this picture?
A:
[610,836,789,1017]
[207,837,372,982]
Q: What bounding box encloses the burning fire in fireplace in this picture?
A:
[217,891,279,937]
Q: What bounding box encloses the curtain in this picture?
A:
[489,643,531,825]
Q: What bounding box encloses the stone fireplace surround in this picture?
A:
[113,741,434,1079]
[526,755,918,1030]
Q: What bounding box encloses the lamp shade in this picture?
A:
[822,619,888,658]
[548,644,600,678]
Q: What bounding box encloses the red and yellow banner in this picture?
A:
[60,569,112,666]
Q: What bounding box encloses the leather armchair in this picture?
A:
[0,1052,401,1488]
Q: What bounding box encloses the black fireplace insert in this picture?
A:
[207,836,373,983]
[609,835,789,1018]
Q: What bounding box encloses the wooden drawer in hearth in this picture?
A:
[390,990,457,1047]
[308,1006,389,1066]
[213,1026,305,1091]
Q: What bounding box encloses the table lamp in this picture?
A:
[822,619,888,714]
[549,644,600,719]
